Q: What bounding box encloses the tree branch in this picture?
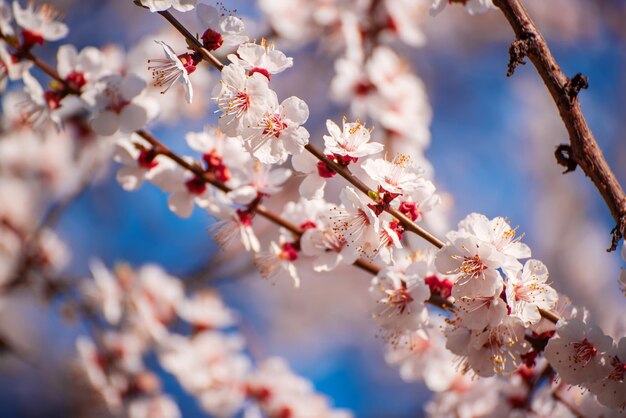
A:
[493,0,626,251]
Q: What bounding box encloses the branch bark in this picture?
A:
[493,0,626,251]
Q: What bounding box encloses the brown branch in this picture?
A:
[155,10,447,250]
[157,10,224,71]
[5,6,555,321]
[304,144,445,249]
[144,6,559,322]
[136,131,384,276]
[493,0,626,251]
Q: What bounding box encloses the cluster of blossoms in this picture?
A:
[76,261,350,417]
[0,0,623,417]
[435,213,557,376]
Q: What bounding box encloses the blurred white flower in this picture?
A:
[140,0,197,13]
[242,96,310,165]
[12,1,68,45]
[148,40,197,104]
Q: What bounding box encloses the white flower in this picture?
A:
[131,265,185,341]
[20,70,58,128]
[158,332,249,417]
[227,161,291,205]
[34,228,70,274]
[505,259,558,326]
[228,40,293,79]
[392,179,439,223]
[384,0,427,47]
[369,259,431,341]
[76,336,120,409]
[544,317,613,385]
[435,234,504,297]
[148,41,196,104]
[323,118,383,159]
[297,199,358,272]
[384,326,458,391]
[176,290,236,330]
[588,336,625,410]
[83,259,123,325]
[425,376,500,417]
[186,126,250,184]
[446,317,529,377]
[362,154,426,195]
[154,163,211,219]
[291,150,330,200]
[456,213,531,276]
[83,73,150,136]
[242,96,309,164]
[56,44,105,92]
[454,279,507,330]
[113,133,168,191]
[377,215,404,264]
[0,41,31,87]
[246,357,349,418]
[197,4,247,53]
[12,1,68,43]
[214,63,276,137]
[206,195,260,252]
[140,0,197,13]
[430,0,496,16]
[331,186,381,259]
[254,238,301,287]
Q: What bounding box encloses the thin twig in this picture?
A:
[493,0,626,251]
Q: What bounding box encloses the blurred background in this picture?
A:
[0,0,625,417]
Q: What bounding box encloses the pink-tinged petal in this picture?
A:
[116,166,145,191]
[312,251,342,272]
[168,191,195,218]
[281,96,309,125]
[281,126,309,155]
[507,242,531,259]
[267,168,291,187]
[299,174,326,200]
[56,44,77,79]
[228,186,257,205]
[291,151,317,173]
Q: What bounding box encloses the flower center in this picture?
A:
[203,150,231,182]
[225,91,250,118]
[424,275,453,299]
[137,149,159,170]
[103,87,129,114]
[570,338,598,365]
[236,209,254,227]
[385,282,414,314]
[261,113,288,139]
[608,356,625,381]
[185,176,207,195]
[280,242,299,261]
[460,254,487,278]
